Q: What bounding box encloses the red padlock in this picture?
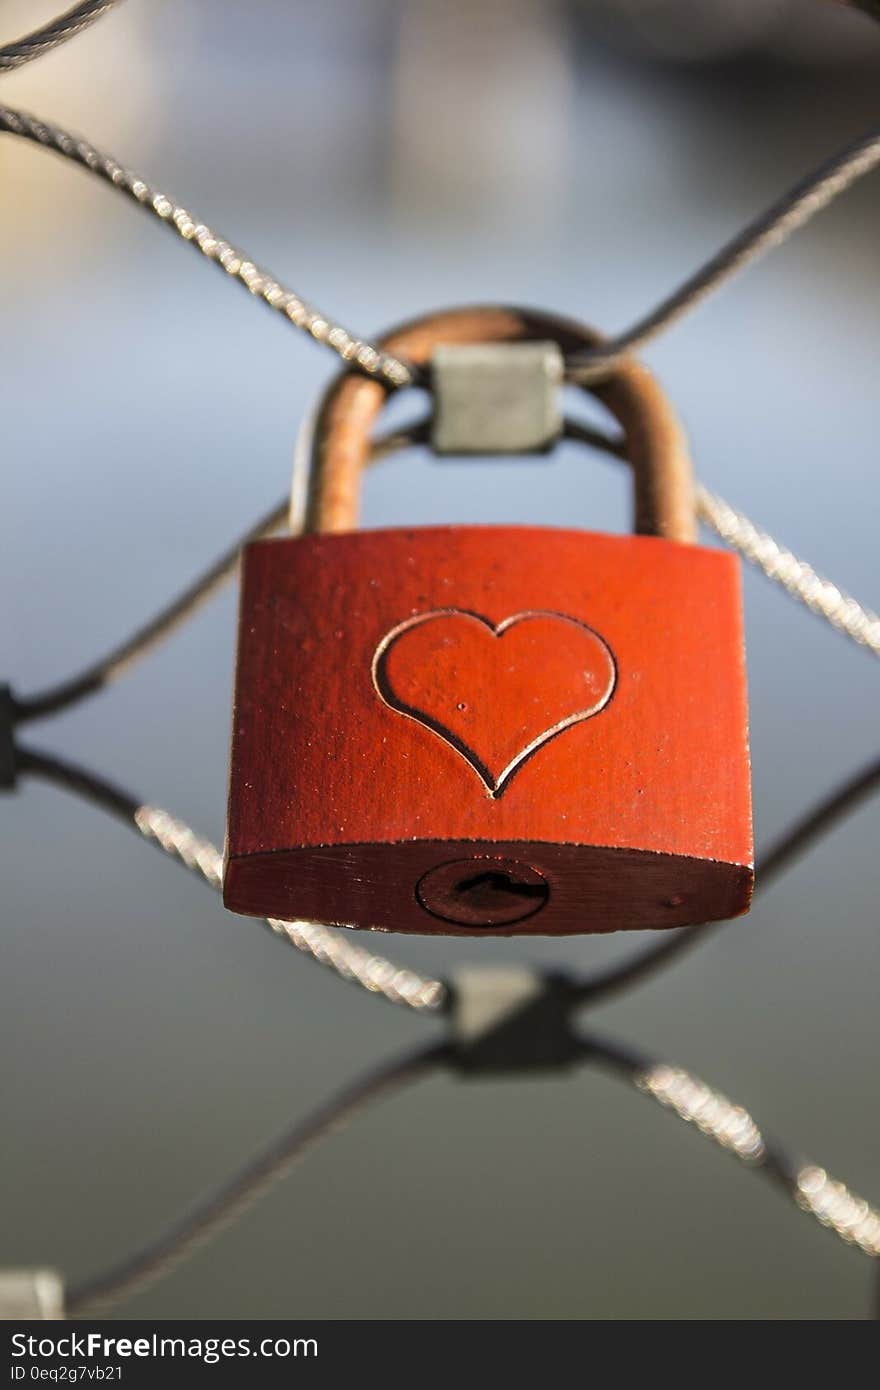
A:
[224,306,753,935]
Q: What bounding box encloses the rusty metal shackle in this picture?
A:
[291,304,696,544]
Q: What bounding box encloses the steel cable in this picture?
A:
[66,1040,449,1317]
[64,1029,880,1317]
[0,0,122,71]
[0,106,414,389]
[586,1032,880,1267]
[12,500,288,726]
[575,753,880,1005]
[17,746,447,1014]
[563,419,880,658]
[566,128,880,382]
[17,741,878,1015]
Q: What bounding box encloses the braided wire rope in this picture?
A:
[60,1027,880,1316]
[575,752,880,1004]
[2,104,879,392]
[0,106,414,389]
[562,419,880,657]
[697,488,880,655]
[12,500,288,725]
[12,745,446,1014]
[567,128,880,382]
[589,1034,880,1259]
[0,0,122,71]
[13,736,880,1311]
[134,805,446,1013]
[65,1040,449,1317]
[15,739,878,1025]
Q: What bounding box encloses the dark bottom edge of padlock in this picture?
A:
[223,840,754,937]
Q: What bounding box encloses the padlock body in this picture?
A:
[224,525,753,935]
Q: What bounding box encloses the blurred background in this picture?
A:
[2,0,878,1320]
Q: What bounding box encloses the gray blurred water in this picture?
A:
[1,0,878,1320]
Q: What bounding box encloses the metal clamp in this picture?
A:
[0,1269,64,1320]
[431,341,563,455]
[450,966,579,1075]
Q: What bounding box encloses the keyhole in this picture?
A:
[454,869,547,903]
[416,857,549,927]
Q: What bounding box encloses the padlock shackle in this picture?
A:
[292,305,696,544]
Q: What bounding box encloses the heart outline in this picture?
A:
[371,608,617,798]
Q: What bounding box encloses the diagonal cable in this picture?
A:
[66,1040,448,1316]
[13,501,288,725]
[16,739,878,1013]
[67,1027,880,1317]
[586,1031,880,1270]
[575,753,880,1005]
[697,487,880,655]
[0,1,122,71]
[564,418,880,658]
[0,105,414,388]
[16,746,446,1013]
[566,129,880,382]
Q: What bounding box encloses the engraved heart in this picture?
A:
[372,609,617,797]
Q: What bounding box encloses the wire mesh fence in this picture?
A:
[2,0,878,1321]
